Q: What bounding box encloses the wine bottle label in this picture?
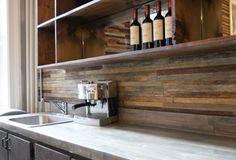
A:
[153,19,164,41]
[165,16,173,38]
[130,26,140,45]
[142,23,153,43]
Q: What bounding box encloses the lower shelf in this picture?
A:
[37,36,236,69]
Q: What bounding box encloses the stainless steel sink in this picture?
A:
[9,114,73,127]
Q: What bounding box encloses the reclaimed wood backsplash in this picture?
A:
[41,50,236,115]
[39,48,236,137]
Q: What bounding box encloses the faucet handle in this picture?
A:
[40,98,44,103]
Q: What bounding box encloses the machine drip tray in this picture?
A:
[73,115,118,126]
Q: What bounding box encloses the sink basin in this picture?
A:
[9,114,73,127]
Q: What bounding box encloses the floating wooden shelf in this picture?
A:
[37,36,236,69]
[37,18,55,28]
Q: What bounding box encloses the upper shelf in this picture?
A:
[38,0,153,28]
[37,18,55,28]
[37,36,236,69]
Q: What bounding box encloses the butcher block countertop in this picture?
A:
[0,113,236,160]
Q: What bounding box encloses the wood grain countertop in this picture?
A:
[0,113,236,160]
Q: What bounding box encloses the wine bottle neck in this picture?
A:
[145,14,150,18]
[144,5,150,18]
[168,0,172,10]
[133,8,138,20]
[156,1,161,14]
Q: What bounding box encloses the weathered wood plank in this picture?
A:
[57,18,83,62]
[38,27,56,65]
[38,0,54,24]
[202,0,223,38]
[119,108,236,138]
[119,108,215,134]
[175,0,202,43]
[174,97,236,106]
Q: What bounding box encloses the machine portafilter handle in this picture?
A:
[72,100,96,110]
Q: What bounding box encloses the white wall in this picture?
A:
[0,0,9,109]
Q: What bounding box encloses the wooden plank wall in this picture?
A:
[38,27,55,65]
[104,22,130,55]
[222,0,230,36]
[38,0,54,24]
[39,0,235,138]
[175,0,230,43]
[40,48,236,138]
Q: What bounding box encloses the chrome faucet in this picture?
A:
[50,101,69,115]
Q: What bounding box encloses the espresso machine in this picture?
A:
[72,80,118,126]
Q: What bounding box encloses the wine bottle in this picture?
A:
[142,4,153,49]
[153,1,165,47]
[130,8,141,51]
[165,0,173,45]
